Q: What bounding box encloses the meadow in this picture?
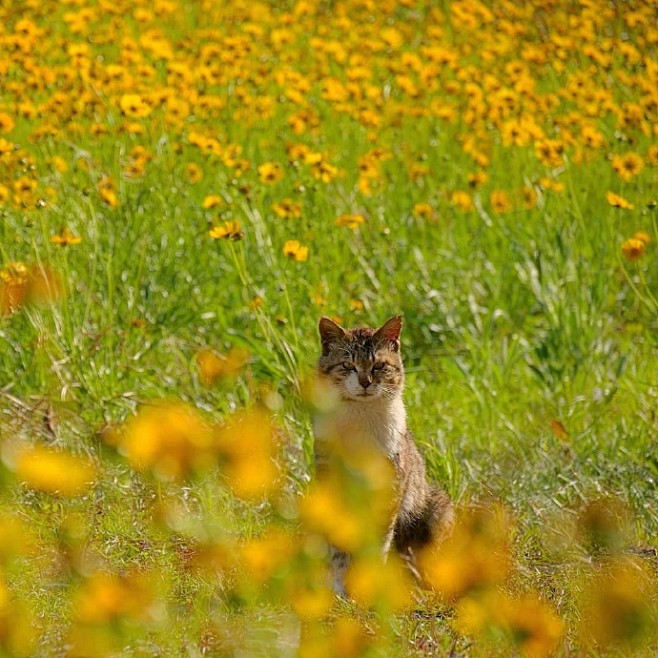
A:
[0,0,657,655]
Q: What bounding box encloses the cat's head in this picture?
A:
[317,316,404,402]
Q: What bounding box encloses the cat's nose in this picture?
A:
[359,375,372,389]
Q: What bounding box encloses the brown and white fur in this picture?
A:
[314,315,453,595]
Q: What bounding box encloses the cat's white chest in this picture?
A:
[314,397,406,459]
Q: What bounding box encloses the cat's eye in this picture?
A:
[372,362,386,371]
[342,361,356,371]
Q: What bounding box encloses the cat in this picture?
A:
[313,315,453,596]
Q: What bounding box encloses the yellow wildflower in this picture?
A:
[185,162,203,183]
[118,93,153,118]
[612,152,644,181]
[258,161,284,184]
[272,198,302,218]
[209,221,243,240]
[114,402,215,481]
[283,240,309,261]
[202,194,223,209]
[214,409,279,500]
[50,228,82,246]
[196,347,249,386]
[621,236,647,261]
[412,202,435,220]
[490,190,512,214]
[606,191,634,209]
[335,213,366,230]
[13,446,97,496]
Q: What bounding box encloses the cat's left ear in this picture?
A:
[374,315,402,351]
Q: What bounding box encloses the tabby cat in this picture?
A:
[314,315,453,595]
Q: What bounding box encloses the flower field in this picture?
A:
[1,0,657,656]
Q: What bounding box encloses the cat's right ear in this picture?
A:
[319,317,345,351]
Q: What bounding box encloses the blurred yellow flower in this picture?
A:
[202,194,223,209]
[419,504,511,599]
[451,190,474,211]
[119,93,153,118]
[455,590,564,658]
[50,228,82,246]
[606,191,634,209]
[621,236,647,261]
[579,557,657,649]
[0,112,14,134]
[283,239,309,261]
[258,161,284,184]
[98,177,119,208]
[185,162,203,183]
[490,190,512,214]
[345,554,413,611]
[272,198,302,218]
[214,409,279,500]
[13,446,96,496]
[335,213,366,230]
[73,571,156,625]
[412,202,435,220]
[209,221,244,240]
[196,346,249,386]
[612,152,644,181]
[116,402,215,481]
[239,528,296,583]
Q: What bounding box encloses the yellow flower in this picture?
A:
[612,152,644,181]
[0,113,15,134]
[311,160,339,183]
[419,504,511,599]
[345,554,413,611]
[50,228,82,246]
[621,237,647,261]
[579,556,657,648]
[490,190,512,214]
[214,409,279,500]
[412,202,435,220]
[335,213,366,230]
[633,231,651,245]
[98,177,120,208]
[202,194,223,209]
[196,347,249,386]
[13,446,97,496]
[283,239,309,261]
[209,221,244,240]
[606,191,634,209]
[258,161,284,184]
[238,528,296,583]
[73,571,156,625]
[118,93,153,118]
[455,591,564,658]
[185,162,203,183]
[114,402,215,481]
[451,190,474,211]
[272,198,302,218]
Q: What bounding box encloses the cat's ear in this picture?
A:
[374,315,402,351]
[319,317,346,349]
